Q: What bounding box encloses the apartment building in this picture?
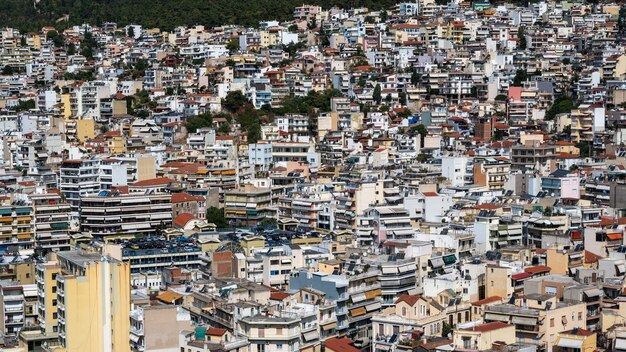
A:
[31,194,71,254]
[224,186,280,226]
[0,282,25,337]
[56,251,131,351]
[104,237,201,274]
[35,258,61,335]
[483,294,587,351]
[79,193,172,237]
[129,305,194,352]
[59,159,102,218]
[0,204,34,250]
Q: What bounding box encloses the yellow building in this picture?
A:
[0,205,34,250]
[55,251,130,352]
[553,329,597,352]
[60,94,72,118]
[240,235,265,256]
[484,265,513,298]
[36,258,62,334]
[453,322,516,350]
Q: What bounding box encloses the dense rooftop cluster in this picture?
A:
[0,0,624,351]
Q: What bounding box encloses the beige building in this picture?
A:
[484,265,513,299]
[453,322,516,350]
[483,294,587,351]
[55,251,131,352]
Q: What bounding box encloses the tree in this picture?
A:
[399,92,407,106]
[47,30,64,47]
[223,90,249,112]
[518,26,527,50]
[373,84,382,104]
[512,69,528,86]
[206,207,228,228]
[442,322,452,337]
[127,26,135,38]
[67,43,76,55]
[226,38,239,53]
[186,113,213,133]
[545,95,574,120]
[247,122,262,143]
[16,99,35,111]
[385,94,392,103]
[217,123,231,134]
[410,70,420,86]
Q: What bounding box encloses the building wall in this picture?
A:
[485,266,512,298]
[61,260,131,352]
[144,306,193,351]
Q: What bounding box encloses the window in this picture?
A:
[490,280,494,287]
[276,328,283,335]
[578,312,583,320]
[393,325,400,334]
[402,307,407,316]
[258,328,265,338]
[53,312,57,319]
[52,299,57,306]
[270,270,279,276]
[550,318,554,327]
[276,344,283,350]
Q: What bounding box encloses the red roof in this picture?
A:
[463,322,510,333]
[270,292,290,301]
[171,192,204,204]
[472,296,502,306]
[173,213,194,228]
[325,337,360,352]
[561,328,594,336]
[607,232,623,241]
[511,272,531,281]
[584,250,602,264]
[395,295,422,306]
[213,252,233,261]
[206,328,227,336]
[422,192,438,197]
[524,266,551,275]
[473,204,501,210]
[132,177,175,187]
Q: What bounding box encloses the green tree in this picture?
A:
[223,90,248,112]
[545,95,574,120]
[226,38,239,52]
[127,26,135,38]
[47,30,64,47]
[16,99,35,111]
[512,69,528,86]
[186,113,213,133]
[206,207,228,228]
[518,26,527,50]
[67,43,76,55]
[410,70,420,86]
[385,93,392,103]
[373,84,382,104]
[247,122,262,143]
[217,123,231,134]
[399,92,407,106]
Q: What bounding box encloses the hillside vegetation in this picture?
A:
[0,0,398,32]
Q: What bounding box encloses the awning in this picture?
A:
[351,293,366,303]
[569,253,583,259]
[617,264,626,275]
[303,330,319,342]
[429,257,444,268]
[365,302,382,312]
[557,338,583,349]
[350,307,366,317]
[512,316,537,325]
[484,313,509,322]
[616,338,626,349]
[583,288,602,298]
[365,289,381,299]
[399,263,417,272]
[382,267,398,274]
[321,322,337,331]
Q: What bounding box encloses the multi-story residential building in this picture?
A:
[0,204,34,250]
[55,251,130,351]
[104,237,201,274]
[129,305,194,352]
[0,282,25,337]
[35,258,61,336]
[224,186,280,226]
[31,194,71,254]
[483,294,587,351]
[79,193,172,237]
[59,159,101,218]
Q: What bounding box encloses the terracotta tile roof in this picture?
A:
[325,337,360,352]
[462,322,510,332]
[511,272,531,280]
[471,296,502,306]
[395,294,422,306]
[173,213,194,228]
[172,192,204,203]
[206,327,227,336]
[524,265,551,275]
[270,292,291,301]
[131,177,175,187]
